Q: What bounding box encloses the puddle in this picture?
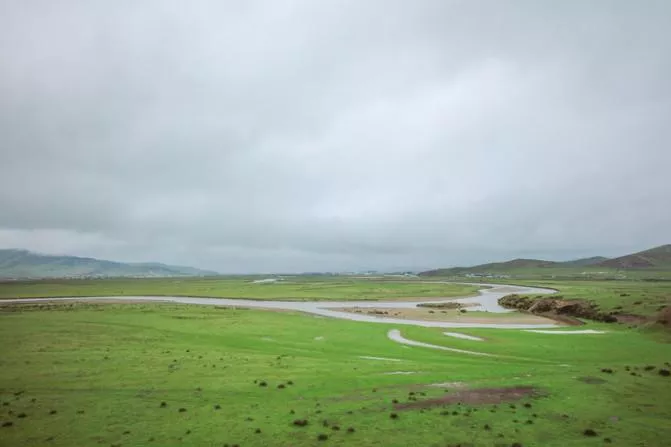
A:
[359,355,401,362]
[443,332,484,341]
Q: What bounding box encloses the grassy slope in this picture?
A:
[493,279,671,318]
[1,305,671,446]
[420,245,671,279]
[0,278,479,301]
[422,266,671,280]
[0,249,218,279]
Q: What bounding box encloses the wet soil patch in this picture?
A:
[394,386,537,410]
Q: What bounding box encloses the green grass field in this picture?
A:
[0,278,479,301]
[1,301,670,447]
[492,279,671,318]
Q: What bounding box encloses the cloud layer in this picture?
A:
[1,1,670,272]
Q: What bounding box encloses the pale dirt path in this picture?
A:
[443,332,485,341]
[387,329,496,357]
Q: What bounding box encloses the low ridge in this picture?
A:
[420,244,670,276]
[0,249,219,279]
[596,244,671,269]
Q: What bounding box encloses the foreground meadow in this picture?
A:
[1,302,670,446]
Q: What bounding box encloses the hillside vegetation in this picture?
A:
[0,249,218,279]
[420,244,671,279]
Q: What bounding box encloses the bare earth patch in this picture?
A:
[394,386,538,409]
[334,307,553,324]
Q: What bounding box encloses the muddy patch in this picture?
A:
[394,386,537,409]
[333,306,553,325]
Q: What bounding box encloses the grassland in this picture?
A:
[0,277,479,301]
[422,266,671,280]
[1,303,670,446]
[491,279,671,318]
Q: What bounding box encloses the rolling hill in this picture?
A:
[561,256,610,267]
[419,245,670,277]
[597,244,671,269]
[0,249,219,279]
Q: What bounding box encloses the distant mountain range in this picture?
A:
[0,249,219,279]
[420,244,671,276]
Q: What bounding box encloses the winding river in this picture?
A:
[2,282,558,329]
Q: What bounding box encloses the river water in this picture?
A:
[3,282,558,329]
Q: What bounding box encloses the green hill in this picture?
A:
[0,249,219,279]
[420,258,559,276]
[596,244,671,269]
[560,256,609,267]
[420,245,671,277]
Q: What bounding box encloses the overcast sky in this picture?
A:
[1,1,670,273]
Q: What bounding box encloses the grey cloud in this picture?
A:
[1,1,670,273]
